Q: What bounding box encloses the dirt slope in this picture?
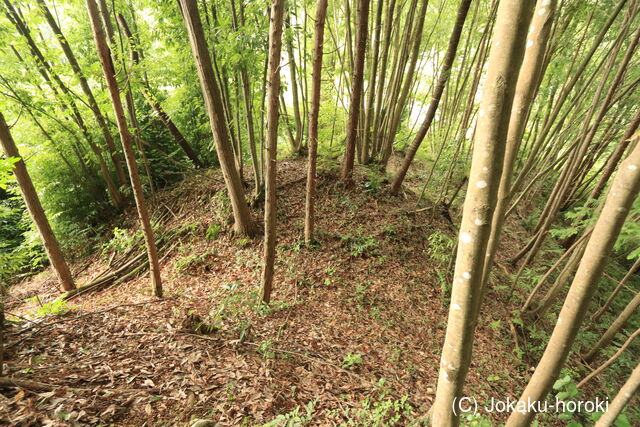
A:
[2,159,532,425]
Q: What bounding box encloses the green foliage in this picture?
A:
[362,167,384,195]
[461,413,493,426]
[263,399,317,426]
[205,223,222,240]
[340,229,380,258]
[341,352,363,369]
[33,298,74,318]
[427,230,454,265]
[257,339,276,359]
[102,227,142,254]
[339,380,412,426]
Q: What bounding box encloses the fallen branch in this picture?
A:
[0,377,56,392]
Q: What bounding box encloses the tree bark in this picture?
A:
[285,13,304,154]
[341,0,370,182]
[261,0,286,303]
[304,0,328,245]
[179,0,254,235]
[505,117,640,427]
[430,1,534,425]
[594,362,640,427]
[480,0,556,290]
[86,0,162,297]
[0,112,75,292]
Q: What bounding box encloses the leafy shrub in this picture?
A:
[205,223,222,240]
[102,227,141,254]
[34,298,75,317]
[341,229,380,257]
[427,230,454,265]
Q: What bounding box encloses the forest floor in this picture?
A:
[0,158,596,425]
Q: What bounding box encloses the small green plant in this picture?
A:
[342,352,363,369]
[205,223,222,240]
[462,413,493,426]
[34,298,74,317]
[258,339,275,359]
[427,230,454,265]
[341,390,412,426]
[177,222,200,237]
[263,399,317,426]
[235,237,251,248]
[102,227,141,254]
[363,168,383,194]
[341,229,380,258]
[436,269,450,306]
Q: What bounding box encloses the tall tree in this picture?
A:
[86,0,162,297]
[2,0,124,209]
[390,0,472,193]
[116,13,204,169]
[179,0,254,235]
[0,112,75,292]
[481,0,557,289]
[304,0,329,245]
[35,0,128,187]
[261,0,286,303]
[505,123,640,427]
[430,0,535,424]
[341,0,370,182]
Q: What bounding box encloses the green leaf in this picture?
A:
[553,375,572,390]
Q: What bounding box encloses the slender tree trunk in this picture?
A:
[594,362,640,427]
[3,0,124,209]
[304,0,328,245]
[591,256,640,323]
[86,0,162,297]
[285,13,304,154]
[117,13,203,169]
[390,0,472,193]
[36,0,128,187]
[430,1,534,425]
[509,0,628,199]
[180,0,254,235]
[480,0,557,289]
[589,109,640,200]
[379,0,428,165]
[0,112,75,292]
[584,290,640,363]
[521,228,591,312]
[229,0,261,191]
[261,0,285,303]
[341,0,370,182]
[361,0,383,164]
[505,119,640,427]
[578,327,640,389]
